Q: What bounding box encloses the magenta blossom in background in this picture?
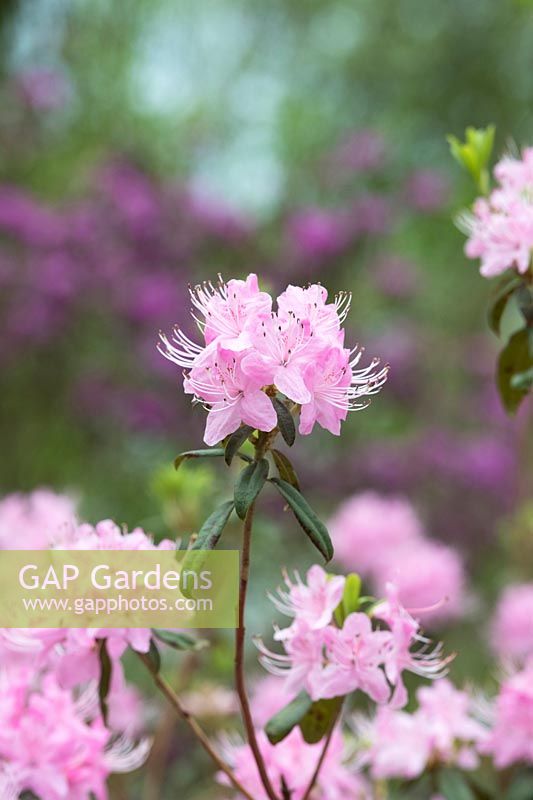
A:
[14,67,69,111]
[287,208,350,260]
[404,169,450,213]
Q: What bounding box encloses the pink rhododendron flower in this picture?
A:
[0,517,174,685]
[490,583,533,663]
[0,668,149,800]
[481,659,533,767]
[160,275,387,445]
[220,727,370,800]
[0,489,77,550]
[328,492,424,577]
[354,680,484,780]
[374,539,466,625]
[250,676,296,728]
[259,571,448,709]
[462,146,533,277]
[269,565,345,631]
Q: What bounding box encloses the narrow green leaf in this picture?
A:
[438,768,475,800]
[225,426,255,465]
[265,691,313,744]
[234,459,269,520]
[516,284,533,327]
[300,696,343,744]
[152,629,209,651]
[191,500,235,551]
[97,638,112,724]
[174,448,225,470]
[180,501,235,592]
[270,478,333,562]
[271,449,301,490]
[488,273,523,335]
[497,328,532,414]
[272,397,296,446]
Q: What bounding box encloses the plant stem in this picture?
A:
[234,500,280,800]
[137,651,255,800]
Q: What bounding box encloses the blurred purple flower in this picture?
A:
[372,256,420,299]
[325,129,386,180]
[0,187,66,247]
[184,189,253,243]
[403,169,450,214]
[350,193,393,236]
[14,68,69,112]
[287,208,350,260]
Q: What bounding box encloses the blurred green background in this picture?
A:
[0,1,532,797]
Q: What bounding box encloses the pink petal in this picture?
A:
[204,403,242,446]
[240,390,277,432]
[275,364,311,404]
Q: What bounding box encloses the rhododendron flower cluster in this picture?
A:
[482,659,533,768]
[0,667,149,800]
[159,275,388,445]
[353,680,486,780]
[490,583,533,663]
[329,492,466,625]
[0,488,77,550]
[463,146,533,277]
[1,516,174,684]
[258,567,449,708]
[220,727,370,800]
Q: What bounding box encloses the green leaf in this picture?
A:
[270,478,333,562]
[190,500,235,551]
[224,425,255,465]
[234,459,269,520]
[438,768,475,800]
[174,448,225,470]
[335,573,362,626]
[448,125,495,192]
[505,774,533,800]
[97,638,112,724]
[300,696,343,744]
[152,629,209,651]
[265,691,313,744]
[271,448,301,490]
[497,328,532,414]
[516,284,533,327]
[488,273,523,335]
[272,397,296,446]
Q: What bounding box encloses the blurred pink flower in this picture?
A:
[220,727,370,800]
[287,208,350,260]
[482,659,533,767]
[0,668,149,799]
[329,492,424,578]
[0,489,77,550]
[355,679,485,779]
[490,583,533,663]
[15,67,69,111]
[374,539,466,625]
[404,169,450,213]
